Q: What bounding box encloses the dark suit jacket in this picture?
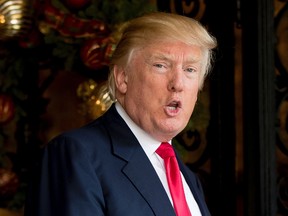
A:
[24,103,211,216]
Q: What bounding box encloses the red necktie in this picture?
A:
[156,142,192,216]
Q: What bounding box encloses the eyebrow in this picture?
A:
[148,52,200,64]
[148,52,168,60]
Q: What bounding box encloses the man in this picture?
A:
[24,12,217,216]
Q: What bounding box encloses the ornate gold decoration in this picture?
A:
[77,79,114,119]
[0,0,33,40]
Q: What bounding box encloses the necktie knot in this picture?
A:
[156,142,175,158]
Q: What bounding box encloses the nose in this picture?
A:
[168,71,184,92]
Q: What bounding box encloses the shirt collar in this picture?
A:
[115,102,166,156]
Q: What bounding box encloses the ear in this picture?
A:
[113,65,128,94]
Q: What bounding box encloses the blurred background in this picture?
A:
[0,0,286,215]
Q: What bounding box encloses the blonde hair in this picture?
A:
[108,12,217,100]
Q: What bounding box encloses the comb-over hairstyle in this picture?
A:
[108,12,217,100]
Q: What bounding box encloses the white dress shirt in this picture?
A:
[115,102,202,216]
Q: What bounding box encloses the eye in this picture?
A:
[153,63,165,69]
[185,67,196,73]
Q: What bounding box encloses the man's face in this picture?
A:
[115,40,203,142]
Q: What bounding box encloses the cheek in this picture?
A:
[125,77,147,102]
[185,85,199,107]
[128,73,161,97]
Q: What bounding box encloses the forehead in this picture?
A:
[136,40,203,62]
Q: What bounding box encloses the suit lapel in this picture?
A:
[177,155,210,216]
[102,104,176,216]
[122,148,175,216]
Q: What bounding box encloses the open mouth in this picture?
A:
[167,101,181,110]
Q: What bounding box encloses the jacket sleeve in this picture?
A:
[24,135,105,216]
